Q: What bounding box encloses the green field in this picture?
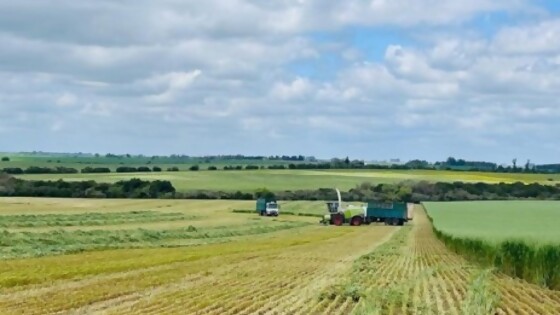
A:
[424,201,560,244]
[13,169,560,192]
[0,153,301,170]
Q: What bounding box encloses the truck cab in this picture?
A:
[265,201,279,216]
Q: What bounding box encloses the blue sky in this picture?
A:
[0,0,559,164]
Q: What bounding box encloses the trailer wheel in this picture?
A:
[350,216,363,226]
[332,214,344,226]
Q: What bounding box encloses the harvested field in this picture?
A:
[0,199,559,314]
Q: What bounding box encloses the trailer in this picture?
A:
[256,197,279,216]
[364,201,408,226]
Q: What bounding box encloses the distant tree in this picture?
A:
[1,157,9,162]
[116,166,138,173]
[255,188,275,200]
[152,166,162,172]
[167,166,179,172]
[2,167,23,174]
[207,166,218,171]
[512,158,518,172]
[189,165,200,171]
[446,157,457,165]
[0,173,16,194]
[81,167,111,174]
[525,159,531,172]
[344,156,350,165]
[137,166,152,172]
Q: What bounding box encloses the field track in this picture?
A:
[1,205,559,314]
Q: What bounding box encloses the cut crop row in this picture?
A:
[0,211,193,228]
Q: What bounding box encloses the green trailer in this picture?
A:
[364,201,408,226]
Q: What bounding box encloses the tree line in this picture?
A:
[0,174,175,198]
[2,172,560,202]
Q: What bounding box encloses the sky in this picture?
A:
[1,1,560,164]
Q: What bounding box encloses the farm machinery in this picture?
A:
[256,197,279,216]
[320,188,409,226]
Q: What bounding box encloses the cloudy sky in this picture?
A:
[1,1,560,163]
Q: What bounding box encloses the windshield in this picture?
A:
[267,203,278,209]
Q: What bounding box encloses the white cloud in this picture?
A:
[55,92,77,107]
[271,77,312,100]
[143,70,202,104]
[493,19,560,54]
[0,1,559,162]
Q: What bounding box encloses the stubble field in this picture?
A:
[1,198,559,314]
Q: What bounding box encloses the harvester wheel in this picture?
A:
[350,216,363,226]
[332,214,344,226]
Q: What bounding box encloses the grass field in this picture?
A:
[1,198,559,314]
[0,153,301,170]
[423,201,560,244]
[13,169,560,192]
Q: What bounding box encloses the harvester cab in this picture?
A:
[321,188,367,226]
[321,188,346,225]
[326,201,340,213]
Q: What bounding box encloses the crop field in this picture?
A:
[0,154,299,169]
[424,201,560,244]
[14,169,560,192]
[1,198,559,314]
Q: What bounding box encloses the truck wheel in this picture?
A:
[350,216,363,226]
[398,219,404,226]
[332,214,344,226]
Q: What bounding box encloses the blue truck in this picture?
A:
[256,197,279,216]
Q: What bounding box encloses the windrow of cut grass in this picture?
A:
[0,220,311,259]
[0,210,194,228]
[424,203,560,290]
[232,209,323,218]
